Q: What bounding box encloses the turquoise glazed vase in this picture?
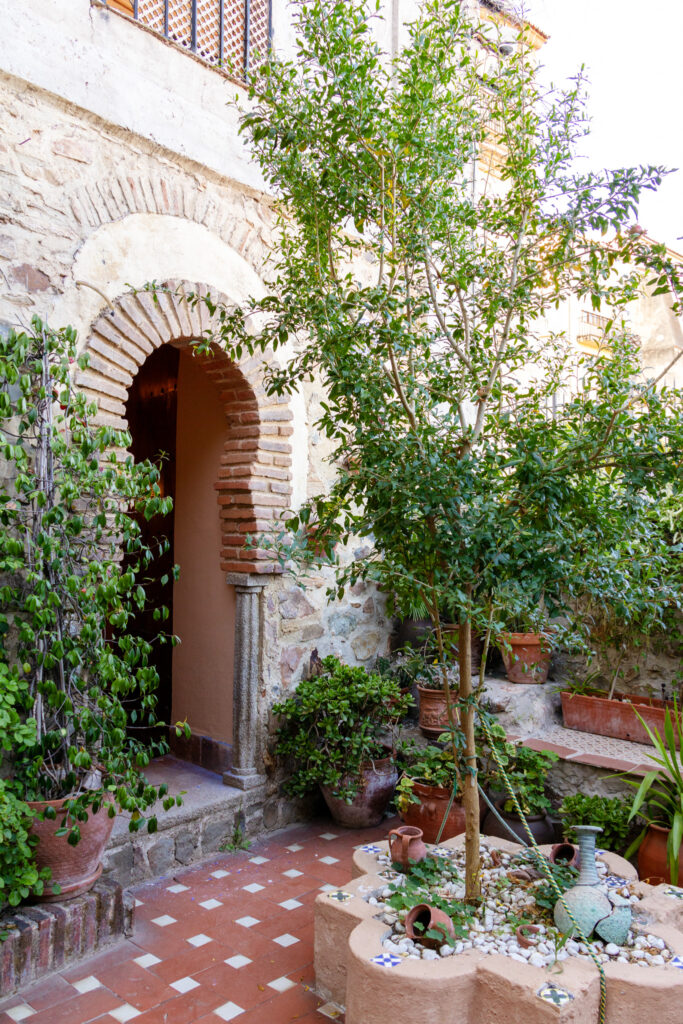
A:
[553,825,631,945]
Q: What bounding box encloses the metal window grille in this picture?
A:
[105,1,272,78]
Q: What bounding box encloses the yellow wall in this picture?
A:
[172,349,234,741]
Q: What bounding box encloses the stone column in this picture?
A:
[223,572,268,791]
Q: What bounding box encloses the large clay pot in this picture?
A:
[400,780,466,844]
[638,823,683,885]
[388,825,427,869]
[499,632,551,684]
[405,903,456,950]
[29,796,116,901]
[417,685,456,739]
[483,799,555,846]
[320,755,398,829]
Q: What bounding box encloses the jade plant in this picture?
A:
[272,655,411,801]
[0,317,186,884]
[559,794,635,855]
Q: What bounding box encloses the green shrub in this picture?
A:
[559,793,635,855]
[273,656,411,801]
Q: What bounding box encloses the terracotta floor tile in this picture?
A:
[5,816,394,1024]
[60,941,144,982]
[3,972,76,1011]
[234,981,322,1024]
[25,986,122,1024]
[93,961,179,1011]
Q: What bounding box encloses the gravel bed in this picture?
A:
[364,843,674,967]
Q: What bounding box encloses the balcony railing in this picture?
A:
[102,0,272,78]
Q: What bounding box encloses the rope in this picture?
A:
[435,713,608,1024]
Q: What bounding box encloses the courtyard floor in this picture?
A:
[0,817,394,1024]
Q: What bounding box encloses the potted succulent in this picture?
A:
[480,741,558,844]
[272,656,411,827]
[0,319,185,901]
[624,704,683,884]
[395,741,465,843]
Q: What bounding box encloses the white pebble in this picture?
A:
[422,948,439,960]
[605,944,620,957]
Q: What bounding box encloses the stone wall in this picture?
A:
[0,39,395,812]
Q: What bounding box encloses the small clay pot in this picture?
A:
[417,685,454,740]
[405,903,456,950]
[516,924,541,949]
[550,842,580,868]
[388,825,427,870]
[499,632,551,684]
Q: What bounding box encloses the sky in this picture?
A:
[522,0,683,253]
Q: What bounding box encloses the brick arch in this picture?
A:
[63,171,270,273]
[78,278,291,575]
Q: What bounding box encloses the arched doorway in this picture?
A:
[80,280,293,788]
[125,343,236,771]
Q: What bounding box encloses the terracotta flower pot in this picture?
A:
[388,825,427,869]
[499,632,551,684]
[405,903,456,950]
[320,755,398,829]
[399,780,466,844]
[550,842,580,868]
[561,690,678,748]
[638,823,683,885]
[483,799,555,846]
[28,796,115,901]
[417,685,457,739]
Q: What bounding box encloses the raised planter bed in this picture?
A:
[561,690,678,748]
[315,835,683,1024]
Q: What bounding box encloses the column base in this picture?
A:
[223,768,266,791]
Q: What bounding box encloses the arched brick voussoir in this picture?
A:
[81,280,292,576]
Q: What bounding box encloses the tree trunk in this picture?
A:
[459,618,481,902]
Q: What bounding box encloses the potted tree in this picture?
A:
[272,656,411,827]
[188,0,683,902]
[0,319,185,900]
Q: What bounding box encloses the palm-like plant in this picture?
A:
[626,704,683,883]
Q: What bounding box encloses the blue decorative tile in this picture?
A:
[670,955,683,969]
[358,844,382,854]
[663,886,683,900]
[378,869,399,880]
[537,983,573,1007]
[604,875,631,889]
[327,890,353,902]
[370,953,402,968]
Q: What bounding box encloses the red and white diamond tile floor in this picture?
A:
[0,818,397,1024]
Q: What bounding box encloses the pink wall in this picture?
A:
[172,349,234,741]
